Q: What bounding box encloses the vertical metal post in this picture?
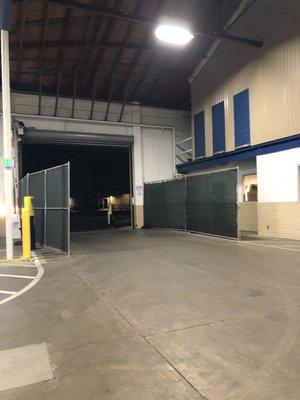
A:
[71,70,78,118]
[128,147,134,229]
[118,76,132,122]
[26,173,29,196]
[104,76,115,121]
[54,70,62,117]
[44,169,47,246]
[236,166,241,241]
[90,72,98,120]
[67,162,70,255]
[38,68,42,115]
[1,30,14,259]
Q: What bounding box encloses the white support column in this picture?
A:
[132,125,144,228]
[1,30,14,259]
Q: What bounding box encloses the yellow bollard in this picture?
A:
[107,204,113,225]
[21,196,34,260]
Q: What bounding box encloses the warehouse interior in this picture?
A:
[0,0,300,399]
[21,143,132,232]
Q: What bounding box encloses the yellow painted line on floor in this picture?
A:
[0,274,35,279]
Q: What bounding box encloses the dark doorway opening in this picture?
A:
[21,143,132,232]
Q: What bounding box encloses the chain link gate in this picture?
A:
[19,163,70,253]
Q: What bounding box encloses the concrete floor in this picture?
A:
[0,229,300,399]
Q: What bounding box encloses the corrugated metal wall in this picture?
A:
[191,0,300,159]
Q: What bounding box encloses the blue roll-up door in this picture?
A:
[194,111,205,158]
[234,89,250,148]
[212,101,225,153]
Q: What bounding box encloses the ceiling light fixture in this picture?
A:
[154,22,194,46]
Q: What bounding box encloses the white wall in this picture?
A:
[140,106,190,142]
[5,92,191,141]
[5,91,189,192]
[141,127,175,183]
[1,92,189,230]
[12,114,175,183]
[257,148,300,202]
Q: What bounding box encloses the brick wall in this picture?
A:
[258,202,300,240]
[239,202,258,233]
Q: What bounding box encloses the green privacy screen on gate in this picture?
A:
[186,169,238,238]
[144,179,186,230]
[144,168,238,239]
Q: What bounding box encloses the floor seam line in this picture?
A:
[145,317,240,337]
[144,336,209,400]
[74,265,210,400]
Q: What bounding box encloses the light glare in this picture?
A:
[0,203,6,217]
[155,24,194,46]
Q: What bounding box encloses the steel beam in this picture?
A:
[42,0,262,48]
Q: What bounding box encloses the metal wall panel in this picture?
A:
[191,0,300,157]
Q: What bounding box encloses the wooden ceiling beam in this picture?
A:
[39,0,262,47]
[53,7,72,96]
[115,0,165,101]
[101,0,143,98]
[15,0,28,89]
[84,0,125,94]
[10,39,157,51]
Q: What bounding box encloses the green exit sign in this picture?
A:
[3,158,14,168]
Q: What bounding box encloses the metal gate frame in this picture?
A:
[19,162,70,254]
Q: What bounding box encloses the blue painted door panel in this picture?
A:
[212,101,225,153]
[194,111,205,158]
[234,89,250,148]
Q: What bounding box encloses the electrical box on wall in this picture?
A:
[12,214,21,240]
